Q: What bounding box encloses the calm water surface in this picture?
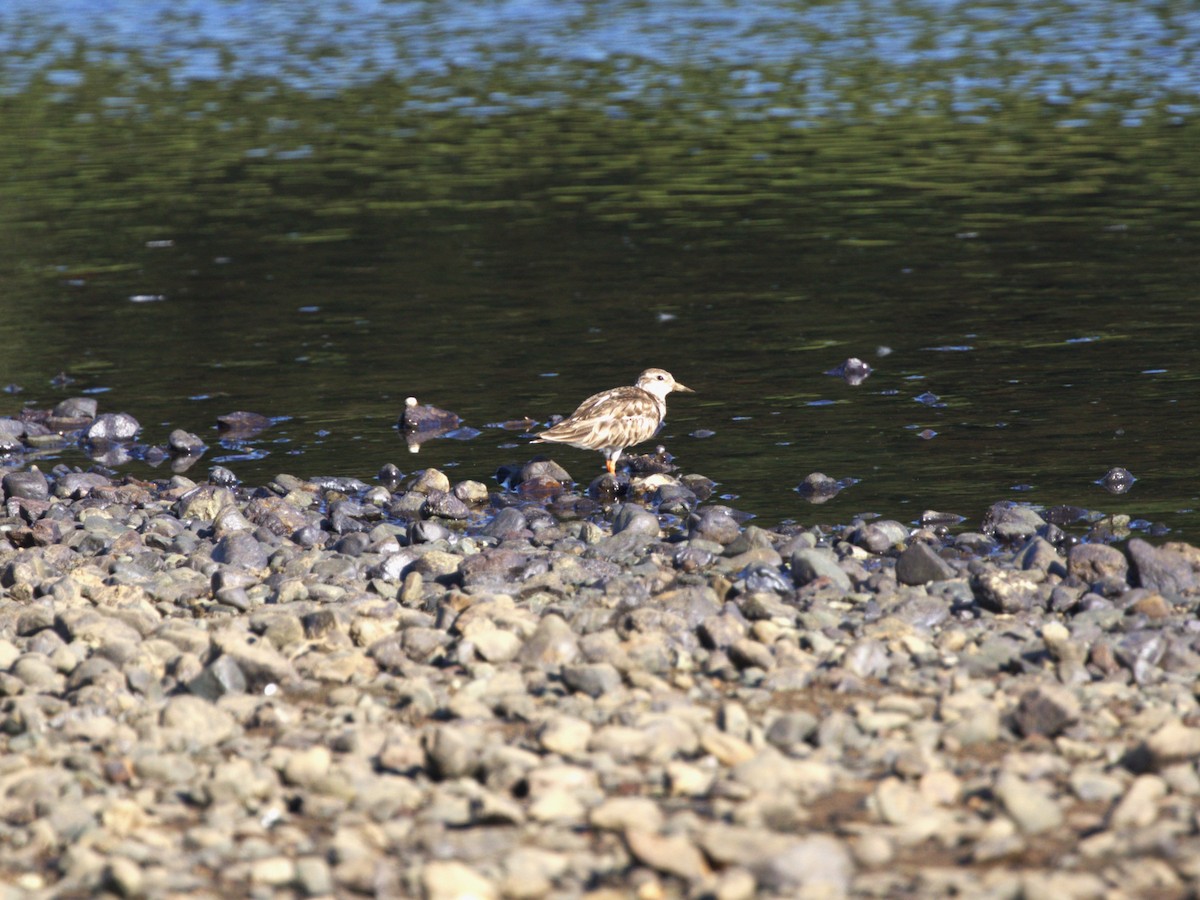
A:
[1,1,1199,536]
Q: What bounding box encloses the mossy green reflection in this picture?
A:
[1,55,1199,531]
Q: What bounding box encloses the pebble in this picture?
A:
[422,860,497,900]
[1013,683,1080,738]
[0,456,1195,898]
[994,772,1064,835]
[895,540,957,584]
[1109,774,1167,830]
[791,547,853,591]
[1127,537,1197,594]
[84,411,141,443]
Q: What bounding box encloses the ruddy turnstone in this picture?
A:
[531,368,693,475]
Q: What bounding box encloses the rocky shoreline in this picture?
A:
[2,444,1200,899]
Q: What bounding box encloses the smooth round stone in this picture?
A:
[2,468,50,501]
[85,412,141,443]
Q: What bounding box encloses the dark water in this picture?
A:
[2,1,1200,536]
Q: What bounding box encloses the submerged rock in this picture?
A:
[402,396,462,432]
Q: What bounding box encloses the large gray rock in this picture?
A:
[895,541,956,585]
[1127,538,1197,595]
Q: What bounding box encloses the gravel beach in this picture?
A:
[2,438,1200,898]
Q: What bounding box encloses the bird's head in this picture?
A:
[637,368,694,400]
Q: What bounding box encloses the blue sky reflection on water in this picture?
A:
[2,0,1198,125]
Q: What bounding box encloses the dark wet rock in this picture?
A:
[1127,538,1198,595]
[954,531,1000,554]
[895,541,956,585]
[795,472,842,502]
[204,466,237,488]
[420,490,470,521]
[688,505,742,545]
[653,482,699,515]
[142,444,170,465]
[334,531,371,557]
[378,462,404,491]
[85,412,141,443]
[679,473,715,502]
[1099,466,1136,494]
[329,499,371,534]
[848,519,909,554]
[624,446,679,475]
[493,416,537,433]
[921,509,966,527]
[825,356,872,385]
[480,506,531,541]
[52,396,98,420]
[212,532,269,570]
[1043,504,1090,527]
[308,474,371,494]
[518,474,568,500]
[216,410,272,437]
[402,396,462,432]
[291,523,325,549]
[3,468,50,501]
[611,504,660,538]
[981,501,1046,541]
[168,428,206,454]
[1068,542,1129,586]
[520,458,572,485]
[581,472,622,503]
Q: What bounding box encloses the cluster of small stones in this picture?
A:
[2,451,1200,900]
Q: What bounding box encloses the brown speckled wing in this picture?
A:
[535,387,666,452]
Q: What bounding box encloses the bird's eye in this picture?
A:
[657,374,665,380]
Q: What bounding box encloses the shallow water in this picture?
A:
[2,0,1199,536]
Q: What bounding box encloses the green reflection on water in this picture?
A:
[2,55,1200,533]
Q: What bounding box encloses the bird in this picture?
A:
[531,368,694,475]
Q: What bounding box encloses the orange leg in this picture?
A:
[605,459,616,475]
